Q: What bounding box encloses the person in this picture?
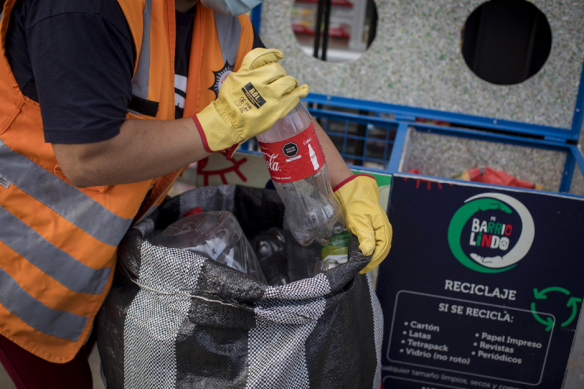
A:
[0,0,392,387]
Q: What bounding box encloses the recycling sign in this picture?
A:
[377,174,584,389]
[531,287,582,331]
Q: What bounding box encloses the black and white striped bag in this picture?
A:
[97,185,383,388]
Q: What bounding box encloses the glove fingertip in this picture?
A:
[273,49,285,59]
[244,48,286,71]
[297,84,310,98]
[359,242,375,257]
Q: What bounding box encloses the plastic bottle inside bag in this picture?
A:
[252,227,324,284]
[155,211,268,284]
[257,104,345,247]
[253,227,290,286]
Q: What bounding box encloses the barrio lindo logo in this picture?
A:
[447,193,535,273]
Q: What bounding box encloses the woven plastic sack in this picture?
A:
[96,185,383,389]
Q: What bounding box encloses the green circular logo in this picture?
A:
[448,193,535,273]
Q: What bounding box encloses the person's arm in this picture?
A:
[54,48,307,188]
[52,117,210,188]
[312,118,353,185]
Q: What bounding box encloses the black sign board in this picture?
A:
[378,174,584,389]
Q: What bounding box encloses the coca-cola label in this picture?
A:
[258,123,326,183]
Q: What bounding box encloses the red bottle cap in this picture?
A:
[184,207,203,217]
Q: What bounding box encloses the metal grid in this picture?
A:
[239,94,584,193]
[308,107,398,170]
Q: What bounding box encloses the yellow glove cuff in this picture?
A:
[193,103,241,154]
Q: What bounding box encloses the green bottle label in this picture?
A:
[321,230,351,262]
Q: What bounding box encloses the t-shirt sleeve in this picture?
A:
[252,24,265,49]
[28,11,135,144]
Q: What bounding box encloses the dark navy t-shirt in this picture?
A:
[174,7,196,119]
[5,0,264,144]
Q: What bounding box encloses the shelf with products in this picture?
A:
[292,23,351,39]
[294,0,353,7]
[291,0,370,54]
[298,45,363,62]
[291,2,355,42]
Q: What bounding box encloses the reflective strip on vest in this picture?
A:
[0,140,133,247]
[131,0,153,101]
[214,13,241,67]
[0,206,110,295]
[0,267,88,342]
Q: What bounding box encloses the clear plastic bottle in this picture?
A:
[153,211,268,284]
[257,104,345,246]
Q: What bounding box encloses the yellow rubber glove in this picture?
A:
[333,175,393,274]
[193,48,309,157]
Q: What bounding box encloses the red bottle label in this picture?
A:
[258,123,326,183]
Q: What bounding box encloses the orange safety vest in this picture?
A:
[0,0,254,363]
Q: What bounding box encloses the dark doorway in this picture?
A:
[462,0,552,85]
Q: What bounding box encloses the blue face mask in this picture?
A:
[200,0,262,16]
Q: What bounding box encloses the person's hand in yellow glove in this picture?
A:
[193,48,309,157]
[333,175,393,273]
